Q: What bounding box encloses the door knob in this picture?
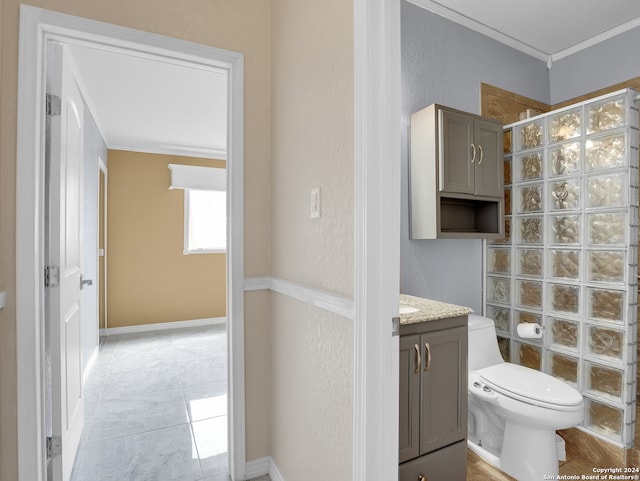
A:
[418,475,427,481]
[80,274,93,289]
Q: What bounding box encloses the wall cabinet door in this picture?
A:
[439,109,475,195]
[419,326,467,455]
[473,118,503,197]
[439,108,503,197]
[399,335,421,463]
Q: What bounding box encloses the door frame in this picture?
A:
[16,6,246,480]
[353,0,401,479]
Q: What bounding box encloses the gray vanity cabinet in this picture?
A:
[410,104,504,239]
[399,316,468,481]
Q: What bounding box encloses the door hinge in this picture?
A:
[392,316,400,337]
[46,436,62,459]
[46,93,61,117]
[45,266,60,288]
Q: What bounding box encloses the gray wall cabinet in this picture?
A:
[410,104,504,239]
[399,316,468,481]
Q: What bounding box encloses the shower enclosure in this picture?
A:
[484,88,639,447]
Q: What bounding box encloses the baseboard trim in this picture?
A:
[245,456,270,479]
[268,458,286,481]
[102,317,226,336]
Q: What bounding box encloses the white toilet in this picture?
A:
[467,314,584,481]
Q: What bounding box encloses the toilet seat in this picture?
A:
[476,363,583,411]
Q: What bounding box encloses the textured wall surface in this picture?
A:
[400,2,549,313]
[270,294,353,480]
[271,0,354,298]
[0,1,271,477]
[550,26,640,104]
[270,0,354,478]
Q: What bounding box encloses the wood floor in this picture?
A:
[467,448,598,480]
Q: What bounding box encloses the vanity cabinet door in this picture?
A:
[399,334,421,463]
[419,326,468,455]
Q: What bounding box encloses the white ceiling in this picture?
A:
[67,44,228,160]
[408,0,640,63]
[68,3,640,159]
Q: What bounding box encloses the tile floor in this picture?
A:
[70,324,269,481]
[75,323,585,481]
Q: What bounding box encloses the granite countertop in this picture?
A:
[399,293,473,326]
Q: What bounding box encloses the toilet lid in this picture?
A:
[477,363,583,410]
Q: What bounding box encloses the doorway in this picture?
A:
[17,6,246,481]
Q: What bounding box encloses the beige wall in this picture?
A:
[106,151,226,328]
[270,0,354,479]
[0,1,271,477]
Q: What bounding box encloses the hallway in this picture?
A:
[70,324,252,481]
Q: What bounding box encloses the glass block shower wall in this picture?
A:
[485,89,639,446]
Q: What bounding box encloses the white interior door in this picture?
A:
[46,42,85,481]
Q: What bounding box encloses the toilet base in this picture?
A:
[500,420,559,481]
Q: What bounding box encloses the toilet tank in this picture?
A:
[468,314,505,371]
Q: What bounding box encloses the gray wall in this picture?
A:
[82,99,107,374]
[550,26,640,104]
[400,1,549,312]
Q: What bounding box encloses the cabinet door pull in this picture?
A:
[470,143,476,163]
[424,342,431,372]
[414,344,421,374]
[478,144,484,165]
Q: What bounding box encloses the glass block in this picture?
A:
[517,280,542,309]
[586,361,623,402]
[516,248,543,277]
[586,134,626,172]
[518,216,543,244]
[548,317,579,351]
[586,398,623,442]
[493,217,512,245]
[504,187,512,216]
[549,179,580,211]
[586,173,627,209]
[550,108,581,142]
[550,214,580,245]
[487,276,510,304]
[519,120,544,150]
[504,158,512,185]
[504,129,512,155]
[487,305,511,333]
[487,248,511,274]
[588,288,624,323]
[518,184,543,213]
[497,336,510,362]
[516,151,543,182]
[549,283,580,315]
[515,310,541,325]
[588,251,625,283]
[549,351,578,385]
[550,249,580,279]
[515,341,541,370]
[588,97,626,134]
[587,212,627,246]
[587,325,624,361]
[549,142,580,177]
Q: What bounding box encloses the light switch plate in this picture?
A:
[310,187,321,219]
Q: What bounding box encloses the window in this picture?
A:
[184,189,226,254]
